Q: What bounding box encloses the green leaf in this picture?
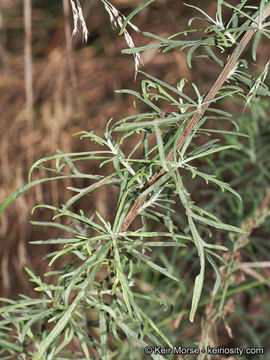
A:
[132,249,179,282]
[99,311,107,360]
[252,30,262,61]
[205,253,222,296]
[154,122,168,171]
[188,216,205,323]
[33,291,84,360]
[0,338,24,352]
[0,176,71,216]
[119,0,155,35]
[185,165,242,202]
[192,212,245,233]
[183,145,239,163]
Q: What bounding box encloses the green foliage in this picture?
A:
[1,1,270,359]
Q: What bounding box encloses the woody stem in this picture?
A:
[119,4,270,232]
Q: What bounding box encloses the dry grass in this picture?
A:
[0,2,270,358]
[0,0,269,306]
[0,0,195,297]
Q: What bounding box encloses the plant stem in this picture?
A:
[120,4,270,232]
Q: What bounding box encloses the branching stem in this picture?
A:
[120,4,270,232]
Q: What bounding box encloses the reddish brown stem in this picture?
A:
[120,5,270,232]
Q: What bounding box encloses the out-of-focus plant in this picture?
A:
[1,1,270,359]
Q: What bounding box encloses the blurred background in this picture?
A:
[0,0,200,298]
[0,0,269,301]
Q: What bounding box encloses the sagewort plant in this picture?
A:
[1,1,270,359]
